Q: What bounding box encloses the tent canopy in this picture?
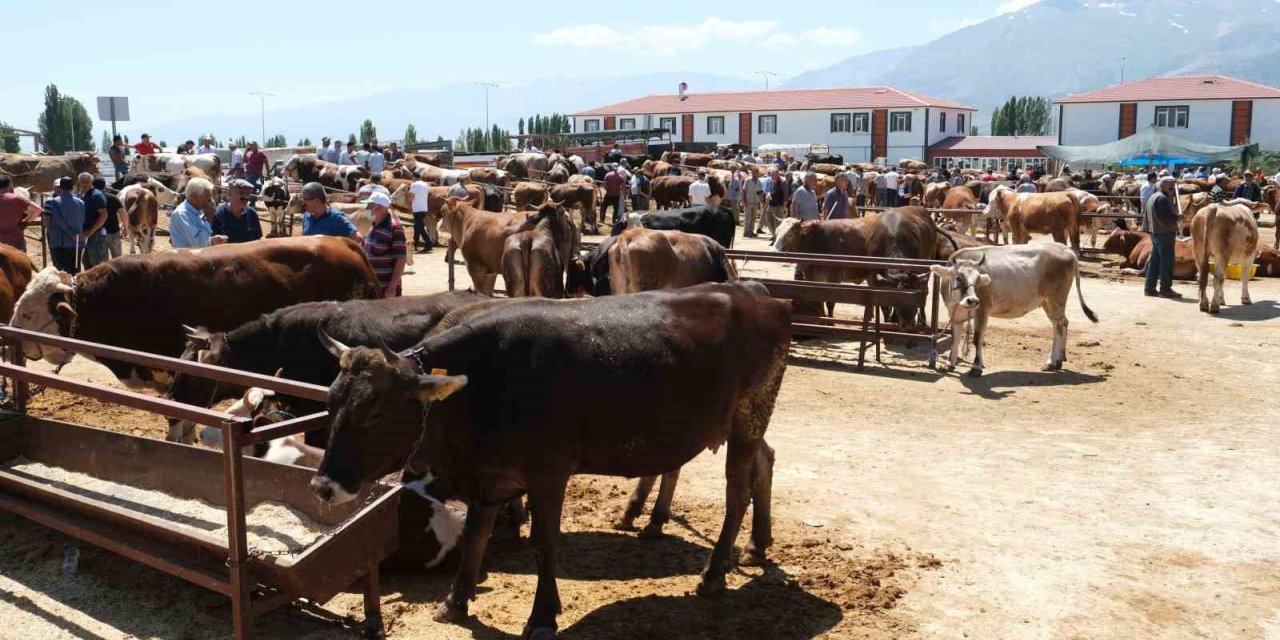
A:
[1038,126,1256,166]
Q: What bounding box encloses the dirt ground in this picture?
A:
[3,215,1280,639]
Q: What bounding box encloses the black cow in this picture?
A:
[611,203,736,249]
[806,153,844,166]
[310,282,790,639]
[480,183,504,212]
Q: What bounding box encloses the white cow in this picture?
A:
[130,152,222,182]
[1192,200,1259,314]
[931,243,1099,376]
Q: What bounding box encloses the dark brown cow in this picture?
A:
[772,215,880,317]
[1101,229,1197,279]
[10,237,380,389]
[440,197,533,295]
[866,206,954,326]
[501,204,578,299]
[0,153,100,192]
[547,183,598,232]
[651,175,694,209]
[1255,244,1280,277]
[309,282,790,638]
[0,244,34,323]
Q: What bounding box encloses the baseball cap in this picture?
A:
[363,192,392,208]
[141,133,151,138]
[228,179,255,191]
[1158,176,1176,185]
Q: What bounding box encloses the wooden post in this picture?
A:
[222,418,254,640]
[446,241,456,291]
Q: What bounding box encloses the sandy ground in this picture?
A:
[2,214,1280,639]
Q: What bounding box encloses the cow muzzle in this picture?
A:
[310,474,357,505]
[960,296,980,309]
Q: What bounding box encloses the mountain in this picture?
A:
[139,72,754,147]
[786,0,1280,131]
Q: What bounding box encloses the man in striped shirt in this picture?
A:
[361,192,407,297]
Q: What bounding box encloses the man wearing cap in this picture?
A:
[1144,176,1182,299]
[133,134,160,156]
[362,192,407,298]
[211,180,264,244]
[357,173,391,200]
[0,175,42,252]
[448,173,471,200]
[45,177,86,273]
[1232,171,1262,203]
[299,182,362,241]
[196,137,215,155]
[821,173,851,220]
[171,178,225,249]
[688,169,712,207]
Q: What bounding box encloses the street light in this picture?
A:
[475,82,498,132]
[1120,56,1127,84]
[249,92,274,143]
[756,70,778,91]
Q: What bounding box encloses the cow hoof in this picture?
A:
[637,524,666,540]
[613,518,638,532]
[1242,298,1253,305]
[967,368,983,378]
[696,575,727,597]
[1042,363,1062,372]
[1209,306,1220,315]
[522,624,558,640]
[433,598,468,624]
[739,547,768,567]
[941,364,956,373]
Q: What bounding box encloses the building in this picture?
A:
[1056,75,1280,150]
[927,135,1058,173]
[570,86,975,165]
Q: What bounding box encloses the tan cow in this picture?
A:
[1065,188,1112,247]
[440,197,533,295]
[501,204,578,298]
[513,182,549,210]
[984,185,1082,250]
[118,184,160,254]
[607,228,736,295]
[1177,192,1211,235]
[0,152,99,192]
[283,155,368,192]
[1192,200,1259,314]
[940,185,982,234]
[922,182,949,208]
[131,153,221,184]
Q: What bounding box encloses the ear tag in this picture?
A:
[430,368,448,375]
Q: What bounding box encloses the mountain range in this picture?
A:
[143,0,1280,144]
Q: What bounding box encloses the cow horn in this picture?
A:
[55,282,74,294]
[377,338,400,364]
[318,328,351,359]
[976,253,987,267]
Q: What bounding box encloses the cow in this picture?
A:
[308,282,790,639]
[405,153,440,166]
[283,155,369,192]
[545,164,570,184]
[112,171,182,193]
[931,243,1099,376]
[619,203,736,249]
[808,163,844,177]
[478,183,505,213]
[660,151,713,167]
[10,237,381,390]
[0,152,99,192]
[1101,229,1197,279]
[547,183,597,233]
[1177,192,1211,235]
[984,186,1083,250]
[936,227,991,261]
[117,184,160,254]
[806,153,844,166]
[922,182,950,208]
[498,153,550,180]
[0,244,34,323]
[866,206,956,326]
[513,182,549,211]
[1255,244,1280,277]
[259,177,292,237]
[417,165,471,186]
[501,204,578,299]
[440,197,534,295]
[940,185,982,234]
[650,175,694,209]
[604,228,736,295]
[131,152,221,184]
[468,167,508,189]
[1192,201,1260,314]
[898,159,927,172]
[1065,188,1113,247]
[772,215,879,316]
[641,160,672,180]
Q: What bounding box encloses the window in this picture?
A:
[939,113,947,133]
[831,113,851,133]
[583,119,601,133]
[707,116,725,135]
[659,117,677,134]
[758,114,777,134]
[619,118,636,130]
[958,114,966,134]
[1154,105,1189,128]
[890,111,912,132]
[852,112,870,133]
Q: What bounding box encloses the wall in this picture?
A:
[1059,103,1120,146]
[694,111,738,145]
[1135,99,1232,146]
[927,108,971,140]
[1060,99,1275,148]
[1251,100,1280,150]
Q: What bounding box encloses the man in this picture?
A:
[408,176,433,253]
[773,152,788,170]
[45,177,85,273]
[606,143,623,165]
[524,140,541,153]
[367,143,386,174]
[211,179,264,244]
[1144,176,1182,299]
[688,169,712,207]
[0,175,41,251]
[725,170,744,223]
[980,168,996,183]
[243,141,268,188]
[765,168,789,236]
[630,169,644,211]
[447,173,470,200]
[357,173,392,200]
[339,141,355,166]
[1233,171,1262,202]
[580,161,597,182]
[883,166,900,207]
[602,165,628,224]
[742,168,763,238]
[791,172,820,222]
[362,192,407,298]
[228,142,244,174]
[196,137,215,155]
[1015,173,1037,193]
[300,182,361,241]
[387,142,404,162]
[108,135,129,175]
[1138,171,1158,232]
[133,133,160,156]
[898,174,918,204]
[329,139,344,164]
[179,140,196,155]
[355,143,372,170]
[97,178,124,259]
[78,173,110,268]
[1194,166,1208,179]
[170,178,226,249]
[319,137,335,163]
[822,173,851,220]
[1208,175,1229,203]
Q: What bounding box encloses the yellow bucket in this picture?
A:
[1209,260,1259,280]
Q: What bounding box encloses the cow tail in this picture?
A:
[1072,255,1099,323]
[618,235,633,294]
[521,232,534,297]
[928,212,959,257]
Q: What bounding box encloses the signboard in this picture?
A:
[96,97,130,122]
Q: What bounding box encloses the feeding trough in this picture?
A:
[0,325,399,639]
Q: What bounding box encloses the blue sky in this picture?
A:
[2,0,1036,139]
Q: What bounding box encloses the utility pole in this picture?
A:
[1120,56,1127,84]
[755,70,778,91]
[249,92,274,143]
[475,82,498,132]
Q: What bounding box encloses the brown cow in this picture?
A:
[940,185,982,234]
[0,152,99,192]
[389,184,483,248]
[809,163,844,177]
[606,228,736,295]
[0,243,35,323]
[866,206,953,326]
[468,167,509,188]
[1101,229,1197,279]
[440,197,533,295]
[284,155,369,192]
[985,186,1082,250]
[651,175,694,209]
[661,151,713,167]
[1178,192,1211,235]
[547,183,598,232]
[1254,244,1280,277]
[641,160,671,179]
[513,182,549,210]
[1192,201,1259,313]
[772,215,880,316]
[118,183,160,254]
[922,182,949,208]
[502,204,578,298]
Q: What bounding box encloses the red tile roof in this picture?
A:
[1056,75,1280,104]
[572,86,975,116]
[929,136,1057,152]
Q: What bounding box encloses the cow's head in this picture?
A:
[310,333,467,505]
[930,254,990,311]
[196,386,283,451]
[772,217,804,252]
[10,267,78,365]
[165,325,235,442]
[283,155,302,179]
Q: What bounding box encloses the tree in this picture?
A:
[347,132,357,146]
[61,96,94,151]
[296,137,312,146]
[990,96,1051,136]
[518,118,525,136]
[101,130,111,152]
[37,84,67,153]
[359,119,377,144]
[200,133,221,147]
[0,122,20,153]
[265,134,288,148]
[232,135,248,148]
[970,124,979,136]
[403,124,418,147]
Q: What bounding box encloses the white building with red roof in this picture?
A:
[1055,75,1280,150]
[570,86,975,165]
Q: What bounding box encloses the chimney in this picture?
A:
[679,82,689,101]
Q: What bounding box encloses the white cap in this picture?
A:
[363,192,391,208]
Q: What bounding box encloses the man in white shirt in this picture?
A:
[339,141,354,166]
[883,167,900,206]
[368,146,386,173]
[196,137,215,155]
[688,169,712,206]
[408,178,433,252]
[228,143,244,172]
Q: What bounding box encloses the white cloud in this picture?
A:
[764,33,798,49]
[996,0,1040,14]
[532,24,622,48]
[801,26,863,47]
[533,18,787,56]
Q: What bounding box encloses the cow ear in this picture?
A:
[54,301,76,336]
[977,274,992,287]
[930,264,952,279]
[417,375,467,403]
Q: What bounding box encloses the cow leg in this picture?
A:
[742,441,775,566]
[1240,256,1255,305]
[639,469,681,540]
[523,480,567,640]
[1196,250,1211,313]
[944,319,961,371]
[1211,259,1226,314]
[968,312,989,377]
[962,320,973,360]
[1042,298,1069,371]
[697,437,759,596]
[435,502,500,624]
[616,476,657,531]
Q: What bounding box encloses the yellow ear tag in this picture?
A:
[430,368,448,375]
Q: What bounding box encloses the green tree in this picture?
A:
[0,122,20,153]
[37,84,68,153]
[232,135,248,148]
[101,130,111,152]
[403,124,418,147]
[159,140,168,148]
[435,135,444,143]
[61,96,94,151]
[517,118,525,136]
[200,133,221,147]
[990,96,1051,136]
[970,124,979,136]
[347,132,357,146]
[359,119,377,144]
[265,134,288,148]
[296,137,312,146]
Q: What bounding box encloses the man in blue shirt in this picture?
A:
[77,173,110,269]
[170,177,226,249]
[211,180,264,243]
[46,177,86,273]
[299,182,361,240]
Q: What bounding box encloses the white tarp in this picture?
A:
[1038,126,1256,166]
